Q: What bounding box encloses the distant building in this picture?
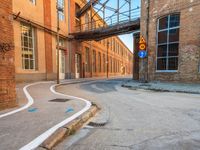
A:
[134,0,200,82]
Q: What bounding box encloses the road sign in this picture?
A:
[138,50,147,59]
[139,36,146,51]
[139,37,146,44]
[139,43,146,50]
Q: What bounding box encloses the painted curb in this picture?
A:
[39,105,99,150]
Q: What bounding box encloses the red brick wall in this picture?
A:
[141,0,200,82]
[0,0,16,110]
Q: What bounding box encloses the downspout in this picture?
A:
[146,0,150,82]
[68,0,71,78]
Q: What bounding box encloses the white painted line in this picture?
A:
[0,82,53,119]
[91,84,104,92]
[19,84,92,150]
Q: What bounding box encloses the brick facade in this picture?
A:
[140,0,200,82]
[0,0,16,110]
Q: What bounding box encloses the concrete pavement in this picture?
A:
[0,81,87,150]
[122,80,200,94]
[55,78,200,150]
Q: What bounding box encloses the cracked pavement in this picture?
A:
[55,78,200,150]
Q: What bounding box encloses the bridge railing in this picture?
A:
[74,7,140,33]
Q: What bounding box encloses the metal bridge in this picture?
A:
[70,0,140,41]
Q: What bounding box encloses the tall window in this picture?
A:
[157,14,180,71]
[113,38,115,52]
[93,50,96,72]
[85,13,89,30]
[58,0,65,21]
[92,18,96,29]
[85,47,90,72]
[21,23,36,70]
[103,54,106,73]
[98,52,101,72]
[75,3,81,31]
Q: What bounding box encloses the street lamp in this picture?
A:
[56,3,63,84]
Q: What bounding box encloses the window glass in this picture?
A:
[170,14,180,28]
[98,52,101,72]
[58,0,65,21]
[158,31,167,44]
[159,16,168,30]
[157,45,167,57]
[168,57,178,70]
[85,47,90,72]
[29,0,36,5]
[93,50,96,72]
[157,14,180,71]
[157,58,167,70]
[21,23,35,70]
[169,29,179,42]
[168,43,179,56]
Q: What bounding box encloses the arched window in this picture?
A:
[157,14,180,71]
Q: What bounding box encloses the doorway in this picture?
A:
[59,50,65,79]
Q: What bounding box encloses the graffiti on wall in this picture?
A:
[0,43,14,53]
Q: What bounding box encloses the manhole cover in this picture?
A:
[49,99,71,102]
[87,122,106,127]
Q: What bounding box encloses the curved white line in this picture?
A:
[0,82,53,119]
[20,84,91,150]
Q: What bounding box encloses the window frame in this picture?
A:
[21,23,36,70]
[156,13,180,72]
[29,0,36,5]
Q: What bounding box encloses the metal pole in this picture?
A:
[103,6,105,27]
[107,41,109,78]
[90,0,93,77]
[129,0,131,21]
[56,2,60,84]
[117,0,119,23]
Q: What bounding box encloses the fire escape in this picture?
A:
[70,0,140,41]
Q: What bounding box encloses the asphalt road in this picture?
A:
[55,78,200,150]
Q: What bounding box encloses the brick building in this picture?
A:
[135,0,200,82]
[0,0,16,110]
[0,0,133,109]
[12,0,132,82]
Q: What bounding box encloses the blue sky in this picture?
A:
[94,0,141,52]
[119,0,140,52]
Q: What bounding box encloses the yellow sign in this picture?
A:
[139,44,146,50]
[139,36,146,44]
[139,36,146,50]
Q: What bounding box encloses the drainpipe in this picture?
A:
[146,0,150,82]
[68,0,71,79]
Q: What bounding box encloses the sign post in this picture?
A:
[138,36,147,82]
